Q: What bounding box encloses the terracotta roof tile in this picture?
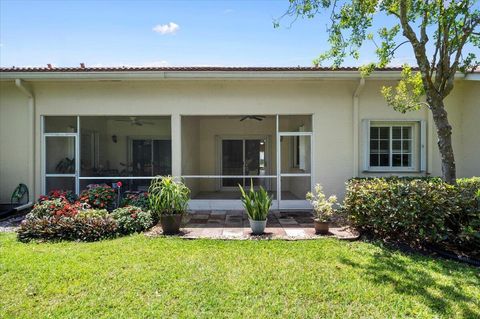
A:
[0,66,415,72]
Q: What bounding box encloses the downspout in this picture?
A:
[14,79,35,202]
[352,78,365,177]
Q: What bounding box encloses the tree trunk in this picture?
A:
[426,92,456,184]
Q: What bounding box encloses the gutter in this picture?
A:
[1,70,412,81]
[0,70,471,81]
[14,79,35,202]
[352,78,365,177]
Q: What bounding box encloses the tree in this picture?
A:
[276,0,479,183]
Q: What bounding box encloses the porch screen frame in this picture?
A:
[182,114,314,210]
[41,116,80,194]
[41,115,314,209]
[276,116,314,210]
[41,116,172,196]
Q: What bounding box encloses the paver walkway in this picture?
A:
[146,211,359,240]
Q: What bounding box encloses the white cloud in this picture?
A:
[152,22,180,35]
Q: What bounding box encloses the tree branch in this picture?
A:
[443,17,480,97]
[390,40,409,55]
[420,1,429,45]
[398,0,433,90]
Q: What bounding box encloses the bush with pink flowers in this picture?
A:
[79,185,116,210]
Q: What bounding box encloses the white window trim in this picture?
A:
[363,120,426,173]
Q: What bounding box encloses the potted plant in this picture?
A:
[306,184,337,235]
[148,176,190,235]
[239,181,272,235]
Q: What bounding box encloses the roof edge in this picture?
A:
[0,66,410,73]
[0,66,476,81]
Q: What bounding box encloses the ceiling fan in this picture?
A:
[114,117,154,126]
[240,115,266,122]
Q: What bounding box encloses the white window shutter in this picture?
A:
[420,120,426,172]
[362,119,370,171]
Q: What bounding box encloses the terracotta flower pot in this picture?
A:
[314,219,329,235]
[160,214,183,235]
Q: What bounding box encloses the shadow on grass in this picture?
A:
[338,243,480,318]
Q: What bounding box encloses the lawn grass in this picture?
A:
[0,233,479,319]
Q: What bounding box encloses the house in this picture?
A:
[0,66,479,210]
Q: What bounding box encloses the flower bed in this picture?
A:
[18,187,153,242]
[79,184,117,210]
[38,189,78,204]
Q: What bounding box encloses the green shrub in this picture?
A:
[344,178,459,244]
[449,177,480,251]
[73,216,118,241]
[344,177,480,250]
[76,209,109,219]
[120,192,149,210]
[111,206,153,235]
[17,216,118,243]
[79,185,116,210]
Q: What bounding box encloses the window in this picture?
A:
[370,125,412,167]
[365,121,425,172]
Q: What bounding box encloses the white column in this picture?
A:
[276,115,280,210]
[171,113,182,177]
[352,78,365,178]
[15,79,35,202]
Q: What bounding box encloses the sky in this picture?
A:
[0,0,447,68]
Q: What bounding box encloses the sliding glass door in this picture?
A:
[131,138,172,176]
[221,138,268,189]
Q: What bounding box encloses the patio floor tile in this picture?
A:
[144,211,359,240]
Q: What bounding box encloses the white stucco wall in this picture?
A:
[0,82,30,203]
[457,81,480,178]
[0,77,478,203]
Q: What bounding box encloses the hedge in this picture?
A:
[344,177,480,251]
